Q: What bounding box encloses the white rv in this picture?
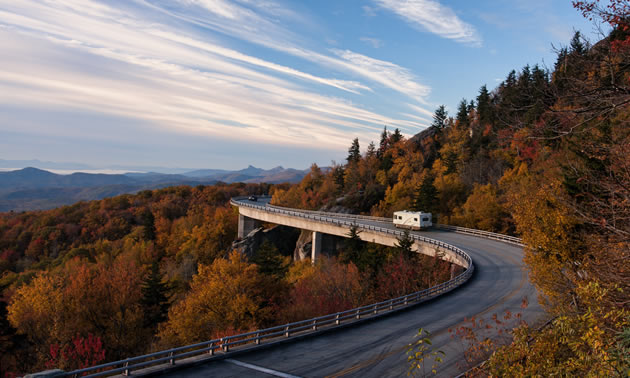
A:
[393,210,432,230]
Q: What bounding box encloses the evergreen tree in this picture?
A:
[377,126,389,159]
[570,30,586,55]
[431,105,448,130]
[413,174,439,214]
[140,260,169,327]
[390,128,403,144]
[141,209,156,241]
[252,240,288,279]
[341,226,364,264]
[366,141,376,158]
[332,165,345,192]
[477,85,493,126]
[456,99,469,126]
[347,138,361,164]
[444,151,458,175]
[395,230,415,260]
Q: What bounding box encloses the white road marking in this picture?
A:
[225,359,302,378]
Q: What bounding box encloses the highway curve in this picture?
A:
[163,201,544,377]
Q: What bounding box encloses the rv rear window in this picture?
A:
[414,218,418,221]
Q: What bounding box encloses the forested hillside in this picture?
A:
[272,2,630,374]
[0,182,453,373]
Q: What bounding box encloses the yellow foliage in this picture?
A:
[451,183,503,232]
[158,251,275,346]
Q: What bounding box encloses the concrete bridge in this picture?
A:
[45,197,541,378]
[237,196,471,268]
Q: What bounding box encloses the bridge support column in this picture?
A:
[238,214,261,239]
[311,231,322,264]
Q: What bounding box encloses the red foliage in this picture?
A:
[46,334,106,371]
[574,0,630,51]
[375,254,420,301]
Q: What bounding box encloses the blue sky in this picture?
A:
[0,0,596,170]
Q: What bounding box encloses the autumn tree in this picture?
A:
[281,257,365,322]
[375,253,420,300]
[158,251,280,346]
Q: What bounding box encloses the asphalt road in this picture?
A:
[163,200,543,377]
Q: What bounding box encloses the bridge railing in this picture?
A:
[264,200,523,246]
[59,198,476,377]
[234,197,476,268]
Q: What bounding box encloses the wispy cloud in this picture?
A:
[332,49,430,103]
[374,0,482,46]
[0,0,436,155]
[155,0,430,103]
[360,37,384,48]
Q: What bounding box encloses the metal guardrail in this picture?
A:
[61,197,478,377]
[265,201,523,246]
[433,224,523,246]
[234,197,473,268]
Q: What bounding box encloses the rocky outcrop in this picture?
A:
[293,229,313,261]
[232,225,300,259]
[293,229,346,261]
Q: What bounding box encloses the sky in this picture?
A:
[0,0,597,171]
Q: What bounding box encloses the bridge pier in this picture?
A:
[311,231,322,263]
[238,214,261,239]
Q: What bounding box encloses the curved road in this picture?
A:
[164,199,543,377]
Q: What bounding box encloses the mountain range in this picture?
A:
[0,165,308,212]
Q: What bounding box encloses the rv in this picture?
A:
[393,210,432,230]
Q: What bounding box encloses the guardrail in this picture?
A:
[433,224,523,246]
[233,197,472,268]
[265,200,523,246]
[57,198,475,377]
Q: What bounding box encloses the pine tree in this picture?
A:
[390,128,403,144]
[252,240,288,279]
[340,226,365,266]
[413,174,439,214]
[377,127,389,159]
[347,138,361,164]
[477,85,493,126]
[141,209,156,241]
[366,141,376,158]
[456,99,469,126]
[140,260,169,327]
[395,230,415,260]
[570,30,586,55]
[444,151,458,175]
[431,105,448,130]
[332,165,345,192]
